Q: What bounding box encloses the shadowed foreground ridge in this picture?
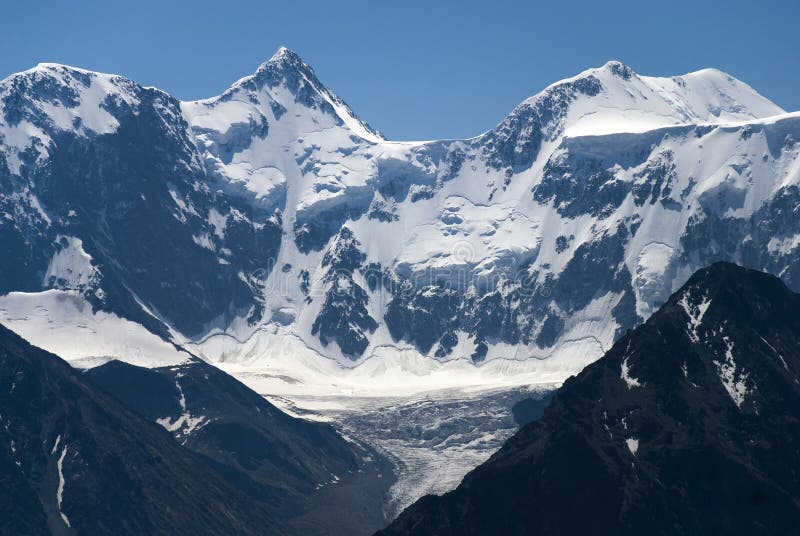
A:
[379,262,800,535]
[84,359,394,536]
[0,323,282,535]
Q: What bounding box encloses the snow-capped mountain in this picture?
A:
[1,48,798,395]
[380,263,800,535]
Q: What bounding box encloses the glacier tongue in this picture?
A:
[288,385,554,520]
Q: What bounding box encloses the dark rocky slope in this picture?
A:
[0,323,282,535]
[380,263,800,535]
[85,359,394,535]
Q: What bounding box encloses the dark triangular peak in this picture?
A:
[602,261,800,408]
[379,263,800,536]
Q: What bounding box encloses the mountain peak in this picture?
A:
[621,261,799,407]
[261,45,308,73]
[663,262,793,344]
[32,62,90,74]
[671,262,787,311]
[496,58,783,144]
[0,60,143,144]
[6,62,135,89]
[186,46,383,148]
[1,62,99,91]
[216,46,317,97]
[247,47,383,141]
[269,46,300,62]
[599,60,636,80]
[683,260,764,285]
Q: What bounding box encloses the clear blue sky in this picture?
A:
[2,0,797,140]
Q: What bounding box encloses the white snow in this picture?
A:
[760,337,790,371]
[192,233,215,251]
[0,64,140,175]
[714,337,750,408]
[625,437,639,456]
[548,62,783,138]
[123,53,800,396]
[767,235,800,255]
[43,236,99,289]
[168,189,198,218]
[271,46,384,144]
[31,64,137,135]
[185,325,599,400]
[207,208,228,239]
[393,196,542,279]
[679,293,712,342]
[56,444,70,527]
[51,434,61,455]
[0,290,191,368]
[156,378,208,438]
[634,243,675,318]
[620,355,642,389]
[156,413,208,436]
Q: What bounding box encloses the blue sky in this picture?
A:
[2,0,797,140]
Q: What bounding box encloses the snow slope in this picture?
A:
[0,290,191,368]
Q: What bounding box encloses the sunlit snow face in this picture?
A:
[0,49,797,397]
